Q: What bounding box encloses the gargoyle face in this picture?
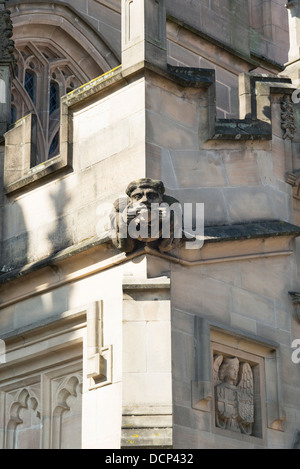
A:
[129,187,163,211]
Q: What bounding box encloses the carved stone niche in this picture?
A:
[212,346,263,438]
[192,319,286,443]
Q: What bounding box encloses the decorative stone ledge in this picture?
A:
[203,221,300,244]
[0,301,113,390]
[123,276,170,290]
[0,220,299,288]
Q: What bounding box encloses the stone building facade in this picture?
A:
[0,0,300,449]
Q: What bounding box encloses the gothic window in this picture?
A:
[7,2,119,171]
[10,104,16,125]
[49,81,59,116]
[24,69,36,104]
[11,44,83,164]
[49,132,59,159]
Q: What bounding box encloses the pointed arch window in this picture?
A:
[49,80,59,116]
[8,2,119,167]
[49,131,59,158]
[24,69,36,104]
[11,45,84,164]
[10,104,17,125]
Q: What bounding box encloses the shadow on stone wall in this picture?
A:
[47,178,72,257]
[0,176,73,282]
[0,147,29,275]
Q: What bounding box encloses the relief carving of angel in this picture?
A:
[213,355,254,435]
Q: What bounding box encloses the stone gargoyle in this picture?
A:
[109,178,184,254]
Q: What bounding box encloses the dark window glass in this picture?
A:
[10,105,17,124]
[49,81,59,115]
[24,70,36,104]
[49,132,59,158]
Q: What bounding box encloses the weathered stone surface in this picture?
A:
[0,0,300,452]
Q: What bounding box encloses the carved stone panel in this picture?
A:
[211,343,265,439]
[192,318,285,440]
[4,383,41,449]
[213,355,254,435]
[0,364,82,449]
[281,94,295,140]
[50,371,83,449]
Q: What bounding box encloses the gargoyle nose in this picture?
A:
[140,195,148,204]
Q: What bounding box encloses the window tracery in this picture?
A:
[6,1,119,171]
[11,42,82,163]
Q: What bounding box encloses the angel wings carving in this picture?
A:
[213,355,254,435]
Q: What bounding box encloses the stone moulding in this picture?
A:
[0,300,112,391]
[167,64,215,88]
[192,317,286,436]
[0,221,299,309]
[0,220,299,289]
[86,301,113,389]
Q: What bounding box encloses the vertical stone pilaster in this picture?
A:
[285,0,300,88]
[121,0,167,71]
[286,1,300,64]
[0,66,11,134]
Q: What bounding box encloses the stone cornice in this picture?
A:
[0,220,299,289]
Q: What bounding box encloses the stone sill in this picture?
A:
[0,307,86,343]
[214,119,272,141]
[123,276,170,290]
[0,233,110,285]
[203,220,300,243]
[4,153,71,195]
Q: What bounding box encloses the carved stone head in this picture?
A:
[110,178,182,254]
[125,178,165,212]
[219,357,239,384]
[0,2,15,61]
